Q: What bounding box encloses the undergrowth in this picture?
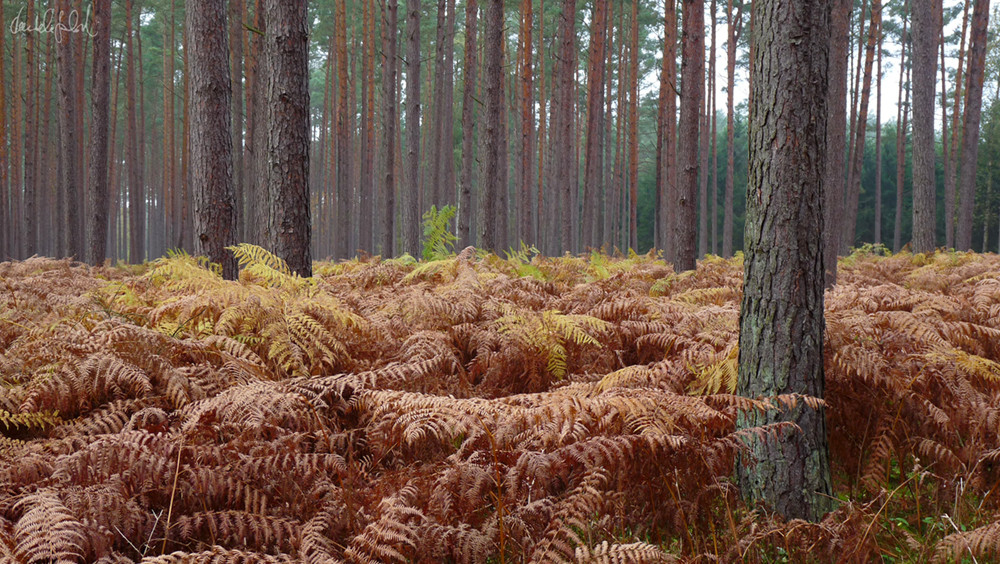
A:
[1,248,1000,562]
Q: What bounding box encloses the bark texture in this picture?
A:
[910,0,940,253]
[956,0,990,251]
[480,0,505,252]
[264,0,312,276]
[673,0,703,271]
[189,0,238,280]
[88,0,112,265]
[737,0,833,523]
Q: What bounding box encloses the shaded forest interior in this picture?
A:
[0,0,999,265]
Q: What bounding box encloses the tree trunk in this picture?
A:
[910,0,940,253]
[955,0,989,251]
[24,0,37,257]
[458,0,477,248]
[125,0,144,262]
[536,0,547,250]
[58,0,83,259]
[246,0,267,248]
[842,0,880,254]
[893,3,909,252]
[188,0,238,279]
[518,0,535,246]
[723,0,742,258]
[550,0,576,254]
[627,0,638,251]
[582,0,608,251]
[709,0,718,255]
[381,0,399,256]
[264,0,311,276]
[0,0,5,258]
[673,0,703,271]
[230,0,245,242]
[874,27,883,246]
[480,0,505,252]
[335,0,352,258]
[359,0,376,253]
[738,0,833,523]
[163,1,176,250]
[403,0,421,256]
[88,0,112,265]
[944,1,969,248]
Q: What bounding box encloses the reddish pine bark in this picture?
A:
[956,0,990,250]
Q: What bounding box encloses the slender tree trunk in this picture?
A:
[181,7,193,252]
[458,0,477,248]
[189,0,238,279]
[125,0,143,262]
[910,0,940,253]
[334,0,351,257]
[627,0,638,251]
[480,0,505,251]
[0,1,6,258]
[246,0,267,247]
[874,26,883,246]
[723,0,742,257]
[518,0,535,246]
[88,0,112,265]
[23,0,37,256]
[842,0,880,254]
[264,0,311,276]
[582,0,608,251]
[442,0,456,209]
[403,0,421,255]
[10,31,22,259]
[164,1,176,249]
[738,0,833,523]
[894,14,910,253]
[536,0,547,250]
[709,0,718,255]
[230,0,245,242]
[381,0,399,256]
[698,7,714,258]
[673,0,703,271]
[59,0,83,259]
[944,0,969,248]
[955,0,989,250]
[550,0,576,253]
[359,0,375,253]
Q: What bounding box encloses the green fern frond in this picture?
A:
[0,408,61,432]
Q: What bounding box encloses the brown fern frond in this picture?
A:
[168,511,300,554]
[343,485,425,564]
[139,545,298,563]
[575,540,677,563]
[933,521,1000,563]
[14,490,87,563]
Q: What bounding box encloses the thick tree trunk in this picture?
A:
[381,0,399,256]
[582,0,608,251]
[955,0,989,251]
[189,0,238,279]
[403,0,421,256]
[88,0,112,265]
[264,0,311,276]
[738,0,833,523]
[480,0,505,252]
[457,0,477,248]
[910,0,940,253]
[673,0,703,271]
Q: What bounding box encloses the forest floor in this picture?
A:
[1,245,999,563]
